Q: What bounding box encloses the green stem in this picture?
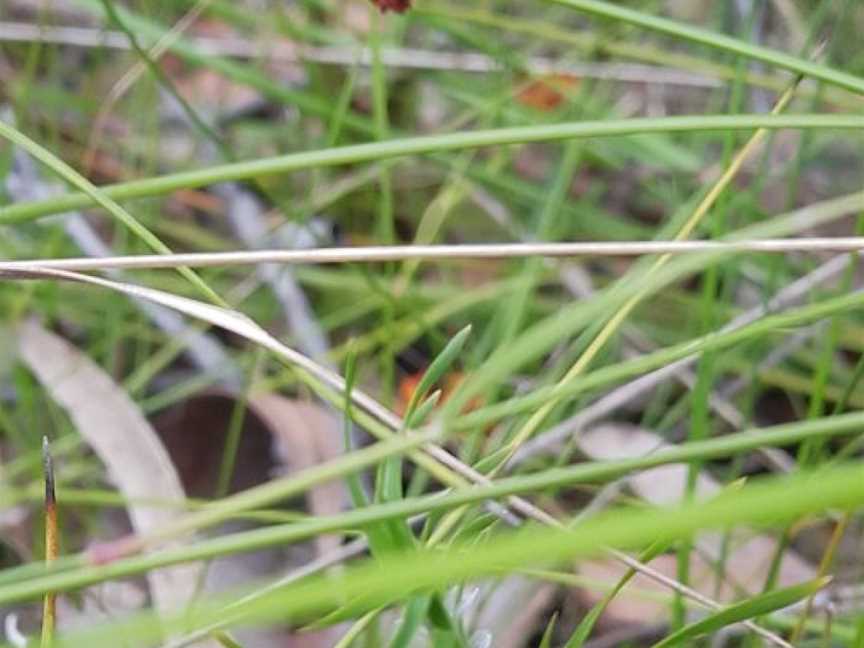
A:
[15,461,864,648]
[2,114,862,224]
[0,119,224,305]
[548,0,864,96]
[0,411,862,605]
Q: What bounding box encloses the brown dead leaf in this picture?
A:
[579,424,719,505]
[248,396,348,647]
[154,393,346,647]
[153,394,276,498]
[577,555,681,627]
[15,321,212,633]
[247,395,347,557]
[575,424,814,622]
[153,392,347,542]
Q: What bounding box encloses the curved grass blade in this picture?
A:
[0,119,223,305]
[2,114,862,224]
[650,577,831,648]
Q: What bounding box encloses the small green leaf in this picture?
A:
[345,351,408,556]
[427,593,468,648]
[343,351,369,509]
[405,324,472,418]
[388,595,431,648]
[565,539,673,647]
[371,452,416,552]
[405,390,441,428]
[538,612,559,648]
[651,577,831,648]
[427,593,456,631]
[370,327,472,555]
[471,447,510,475]
[449,513,500,545]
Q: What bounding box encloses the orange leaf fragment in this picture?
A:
[516,74,580,111]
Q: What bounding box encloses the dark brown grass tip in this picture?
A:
[369,0,412,13]
[42,436,55,508]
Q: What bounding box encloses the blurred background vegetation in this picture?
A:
[1,1,864,646]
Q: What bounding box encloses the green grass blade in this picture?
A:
[565,539,673,647]
[375,325,472,554]
[388,594,432,648]
[2,114,862,224]
[549,0,864,95]
[406,325,472,417]
[538,612,558,648]
[0,119,223,305]
[42,465,864,646]
[0,415,861,607]
[406,390,441,429]
[650,577,831,648]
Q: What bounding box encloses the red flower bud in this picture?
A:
[370,0,412,13]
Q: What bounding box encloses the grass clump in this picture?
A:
[1,1,864,646]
